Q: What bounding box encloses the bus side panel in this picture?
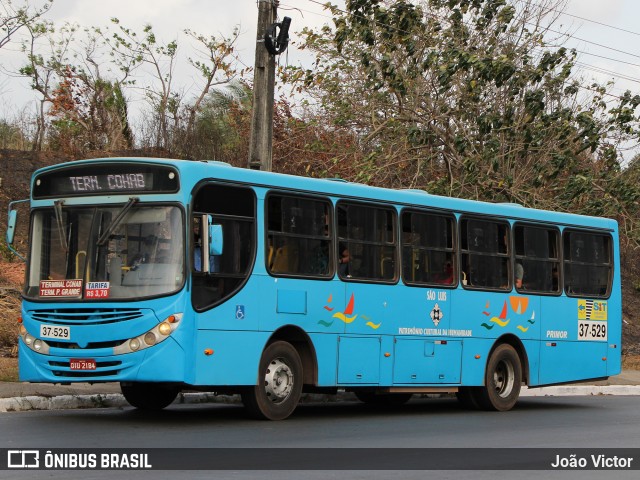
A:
[455,338,540,386]
[538,295,609,385]
[194,330,270,386]
[450,290,541,343]
[393,338,462,384]
[450,289,541,385]
[257,276,346,335]
[539,341,608,385]
[195,283,262,332]
[458,338,493,385]
[308,333,339,386]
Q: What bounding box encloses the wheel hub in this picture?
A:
[264,358,293,403]
[494,359,515,398]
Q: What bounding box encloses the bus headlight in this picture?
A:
[129,338,141,351]
[158,322,171,336]
[20,328,50,355]
[114,313,182,355]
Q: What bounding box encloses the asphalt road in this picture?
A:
[1,395,640,479]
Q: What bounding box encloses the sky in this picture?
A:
[1,0,640,157]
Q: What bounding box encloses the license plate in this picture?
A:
[70,359,97,370]
[40,325,71,340]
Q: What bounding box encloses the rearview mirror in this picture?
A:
[5,199,29,261]
[6,209,17,245]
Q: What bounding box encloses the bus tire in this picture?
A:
[120,382,179,410]
[355,392,413,406]
[241,341,303,420]
[476,343,522,411]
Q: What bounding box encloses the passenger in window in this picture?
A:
[515,262,524,289]
[434,262,454,285]
[338,243,350,276]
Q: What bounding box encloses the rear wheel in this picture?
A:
[355,392,413,406]
[120,382,179,410]
[241,341,303,420]
[475,344,522,411]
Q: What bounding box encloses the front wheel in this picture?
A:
[475,343,522,411]
[241,341,303,420]
[120,382,179,410]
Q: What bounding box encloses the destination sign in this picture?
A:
[33,163,179,198]
[68,173,152,192]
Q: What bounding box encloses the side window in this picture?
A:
[337,202,397,282]
[563,230,612,297]
[460,218,509,290]
[266,194,332,277]
[401,210,455,286]
[514,225,560,294]
[192,184,256,311]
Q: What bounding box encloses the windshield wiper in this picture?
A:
[96,197,139,246]
[54,200,68,252]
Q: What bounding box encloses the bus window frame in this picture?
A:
[264,191,334,280]
[190,181,258,312]
[562,228,613,299]
[336,199,399,285]
[513,222,562,297]
[459,215,511,292]
[400,207,458,289]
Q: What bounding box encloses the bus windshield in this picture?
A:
[25,204,184,300]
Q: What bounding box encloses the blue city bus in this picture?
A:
[6,157,621,420]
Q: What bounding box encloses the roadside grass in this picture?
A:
[0,293,20,349]
[0,288,21,382]
[622,354,640,370]
[0,357,18,382]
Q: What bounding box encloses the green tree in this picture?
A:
[19,19,70,151]
[19,22,134,154]
[285,0,640,244]
[105,21,242,156]
[190,79,251,162]
[1,0,52,50]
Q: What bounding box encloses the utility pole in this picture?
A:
[248,0,278,171]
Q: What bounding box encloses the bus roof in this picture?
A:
[33,157,618,232]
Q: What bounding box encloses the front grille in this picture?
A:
[30,308,145,326]
[51,370,120,378]
[46,340,125,350]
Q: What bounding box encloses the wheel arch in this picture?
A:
[489,334,530,386]
[266,325,318,386]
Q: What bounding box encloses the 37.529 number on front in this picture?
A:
[40,325,71,340]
